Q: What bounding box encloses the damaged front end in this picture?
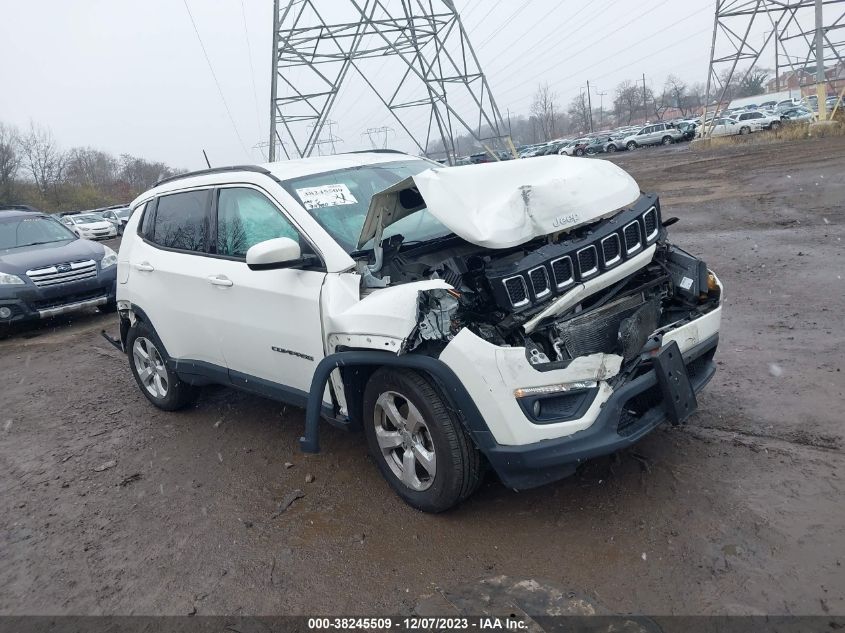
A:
[399,196,720,380]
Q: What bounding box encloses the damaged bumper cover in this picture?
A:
[483,333,718,490]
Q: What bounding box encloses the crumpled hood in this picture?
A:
[357,155,641,249]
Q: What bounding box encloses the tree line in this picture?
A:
[439,67,773,154]
[0,121,184,213]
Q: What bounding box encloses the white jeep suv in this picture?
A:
[113,151,723,512]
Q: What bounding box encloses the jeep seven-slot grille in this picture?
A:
[528,267,550,297]
[485,200,662,310]
[503,276,528,306]
[601,234,621,266]
[624,221,642,253]
[577,246,598,277]
[26,260,97,287]
[643,207,658,240]
[551,256,573,288]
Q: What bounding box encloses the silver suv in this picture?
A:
[623,123,685,150]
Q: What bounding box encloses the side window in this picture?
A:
[216,187,301,259]
[151,190,211,252]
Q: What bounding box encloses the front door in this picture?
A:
[204,185,327,401]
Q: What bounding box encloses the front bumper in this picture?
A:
[484,333,718,490]
[0,268,117,325]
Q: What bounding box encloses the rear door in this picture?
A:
[204,185,327,400]
[127,188,227,367]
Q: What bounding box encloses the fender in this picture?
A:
[300,350,496,455]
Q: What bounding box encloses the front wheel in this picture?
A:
[626,141,638,151]
[770,121,781,130]
[127,321,197,411]
[363,368,483,512]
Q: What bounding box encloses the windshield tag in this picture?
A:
[295,184,358,210]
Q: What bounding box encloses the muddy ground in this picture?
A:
[1,137,843,616]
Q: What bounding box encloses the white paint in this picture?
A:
[357,155,641,249]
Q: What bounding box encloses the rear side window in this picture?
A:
[216,187,300,258]
[150,190,211,252]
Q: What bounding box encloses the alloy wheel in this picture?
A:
[132,337,169,398]
[373,390,436,491]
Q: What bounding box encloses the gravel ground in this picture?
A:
[1,136,843,616]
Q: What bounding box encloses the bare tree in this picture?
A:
[0,123,20,203]
[19,122,66,198]
[530,83,559,141]
[567,93,591,133]
[613,81,641,125]
[65,147,117,189]
[664,75,688,115]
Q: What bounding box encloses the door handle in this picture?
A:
[135,262,154,272]
[208,275,233,287]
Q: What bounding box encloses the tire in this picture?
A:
[739,126,750,135]
[770,121,781,130]
[363,368,483,512]
[661,136,673,145]
[626,141,638,151]
[606,144,617,153]
[574,148,584,157]
[127,320,197,411]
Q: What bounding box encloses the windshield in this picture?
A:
[116,208,131,219]
[75,213,104,224]
[281,159,451,253]
[0,215,76,249]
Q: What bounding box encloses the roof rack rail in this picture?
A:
[342,149,408,155]
[154,164,270,188]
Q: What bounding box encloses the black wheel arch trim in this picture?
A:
[300,351,497,455]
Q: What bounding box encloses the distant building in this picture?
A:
[766,61,845,96]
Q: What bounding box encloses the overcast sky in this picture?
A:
[1,0,774,170]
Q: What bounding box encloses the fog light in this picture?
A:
[514,380,598,398]
[532,400,542,418]
[0,307,12,319]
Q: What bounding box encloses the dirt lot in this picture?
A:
[1,137,843,616]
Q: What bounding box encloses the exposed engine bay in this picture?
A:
[355,194,721,369]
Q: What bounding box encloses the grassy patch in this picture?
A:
[691,119,844,151]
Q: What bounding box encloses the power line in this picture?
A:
[477,0,535,48]
[182,0,251,161]
[501,1,714,102]
[240,0,264,160]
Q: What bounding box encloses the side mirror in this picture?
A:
[246,237,318,271]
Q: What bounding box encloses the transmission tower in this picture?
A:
[306,119,344,155]
[268,0,513,163]
[363,126,395,148]
[702,0,845,133]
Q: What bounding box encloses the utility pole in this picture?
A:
[597,90,607,127]
[507,108,512,137]
[268,0,280,161]
[642,74,648,123]
[586,80,594,133]
[815,0,827,120]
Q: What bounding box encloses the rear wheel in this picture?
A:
[363,368,483,512]
[127,321,197,411]
[574,148,584,157]
[626,141,638,151]
[739,126,751,135]
[770,121,781,130]
[606,144,617,153]
[662,136,674,145]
